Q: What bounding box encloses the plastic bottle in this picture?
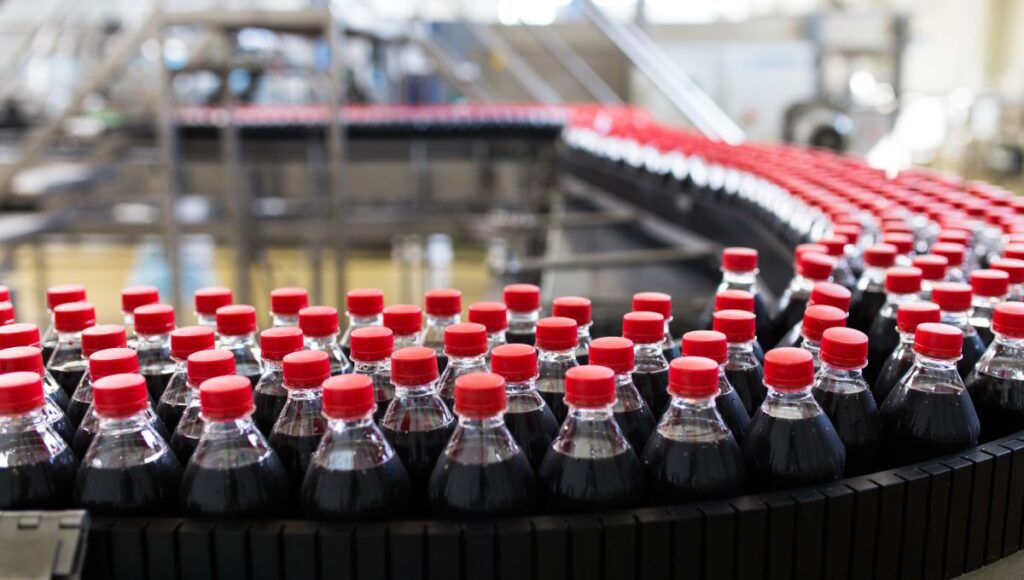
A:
[504,284,541,346]
[819,234,857,289]
[741,348,845,490]
[215,304,262,386]
[269,287,308,328]
[642,356,745,501]
[46,301,95,395]
[930,282,988,379]
[773,282,852,349]
[134,304,176,400]
[969,269,1010,346]
[710,289,766,363]
[384,304,424,349]
[193,286,232,329]
[990,258,1024,302]
[73,374,181,515]
[588,336,656,454]
[848,243,898,333]
[798,304,848,370]
[535,316,580,421]
[965,302,1024,439]
[0,347,74,444]
[121,285,159,347]
[552,297,593,364]
[491,343,559,469]
[713,309,766,415]
[0,372,78,509]
[864,266,923,385]
[537,365,645,511]
[913,255,950,300]
[874,302,941,404]
[423,288,462,372]
[436,323,489,410]
[302,374,411,519]
[269,350,329,489]
[622,311,671,414]
[349,326,394,420]
[298,306,351,375]
[699,248,774,347]
[40,284,86,362]
[339,288,384,358]
[931,242,967,284]
[883,232,916,265]
[879,323,980,465]
[632,291,681,360]
[156,326,216,433]
[180,375,290,517]
[772,251,835,349]
[252,327,304,436]
[429,372,536,516]
[170,349,236,463]
[468,301,509,358]
[681,330,751,441]
[1,323,71,410]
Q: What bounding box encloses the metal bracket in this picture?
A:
[0,510,89,580]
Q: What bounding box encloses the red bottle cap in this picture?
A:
[82,324,127,357]
[632,292,672,319]
[931,282,973,312]
[713,289,755,313]
[134,304,175,335]
[971,269,1010,298]
[259,327,305,361]
[896,302,941,333]
[425,288,462,316]
[668,356,720,398]
[270,287,309,315]
[350,326,394,362]
[194,287,233,315]
[346,288,385,316]
[819,327,868,369]
[809,282,852,312]
[588,336,635,374]
[0,301,13,326]
[454,372,507,418]
[713,310,756,343]
[89,348,140,381]
[795,244,828,260]
[763,347,815,391]
[912,255,949,281]
[864,244,898,268]
[0,285,9,302]
[444,323,488,357]
[216,304,257,335]
[930,242,965,267]
[491,344,538,383]
[993,302,1024,339]
[282,350,330,388]
[681,330,727,364]
[0,323,40,349]
[883,222,912,234]
[199,375,254,420]
[913,323,963,359]
[54,301,95,332]
[882,233,915,255]
[801,304,847,341]
[0,346,44,375]
[187,349,236,384]
[383,304,423,336]
[0,372,43,414]
[468,302,508,333]
[391,346,439,386]
[170,326,215,360]
[322,374,375,420]
[564,365,616,407]
[535,316,578,351]
[818,235,848,258]
[503,284,540,312]
[1005,243,1024,261]
[885,267,923,294]
[796,252,835,281]
[722,247,758,272]
[299,305,339,337]
[622,311,663,344]
[121,285,159,313]
[833,224,862,241]
[92,374,148,418]
[552,296,592,326]
[938,229,971,245]
[990,258,1024,285]
[47,284,86,310]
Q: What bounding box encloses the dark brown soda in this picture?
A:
[252,391,286,436]
[742,412,845,491]
[0,447,77,509]
[428,453,536,517]
[538,450,645,511]
[965,369,1024,440]
[614,407,656,455]
[302,455,411,519]
[73,451,182,515]
[880,386,980,465]
[632,370,670,416]
[269,432,323,491]
[181,457,291,517]
[848,289,886,334]
[504,408,560,469]
[643,435,745,501]
[381,422,455,503]
[717,388,750,442]
[50,369,85,396]
[812,388,882,475]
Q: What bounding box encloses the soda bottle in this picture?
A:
[965,302,1024,439]
[621,311,670,413]
[491,343,559,469]
[710,289,766,363]
[468,301,509,358]
[883,232,916,265]
[380,346,455,502]
[40,284,86,362]
[180,375,290,517]
[298,306,352,375]
[848,243,898,333]
[681,330,750,440]
[269,287,308,327]
[874,302,941,404]
[930,282,988,378]
[134,304,176,400]
[798,304,848,370]
[774,281,851,349]
[589,336,656,454]
[931,242,967,283]
[504,284,541,346]
[429,372,536,516]
[913,255,949,300]
[537,365,645,510]
[437,323,489,410]
[156,326,216,433]
[302,374,411,519]
[0,347,74,444]
[215,304,262,386]
[535,316,580,421]
[46,301,95,395]
[339,288,384,358]
[819,234,857,290]
[698,248,774,347]
[0,372,78,509]
[969,269,1010,346]
[193,286,232,328]
[991,258,1024,301]
[269,350,330,489]
[120,285,159,347]
[865,267,923,385]
[880,323,980,464]
[812,327,882,475]
[742,348,845,490]
[170,349,236,463]
[423,288,462,371]
[1,323,71,411]
[349,326,394,420]
[73,373,182,515]
[771,251,835,349]
[384,304,424,349]
[936,229,973,269]
[714,309,766,414]
[552,297,593,364]
[252,327,304,436]
[641,356,745,501]
[632,291,682,361]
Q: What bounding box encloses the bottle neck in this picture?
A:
[801,337,821,357]
[347,313,383,328]
[306,333,339,348]
[912,353,960,371]
[727,339,756,356]
[634,340,666,359]
[818,362,866,382]
[196,313,217,327]
[201,415,258,437]
[261,358,284,371]
[487,330,507,348]
[505,377,540,395]
[97,409,152,433]
[897,330,916,345]
[538,347,577,363]
[55,330,83,348]
[327,413,376,433]
[566,404,615,421]
[789,274,823,294]
[271,313,299,327]
[456,415,505,429]
[136,332,171,350]
[352,358,388,374]
[425,313,460,328]
[884,291,920,308]
[721,270,757,290]
[395,379,440,398]
[857,266,887,289]
[766,384,814,401]
[0,408,48,432]
[446,353,487,368]
[508,309,539,332]
[972,295,1004,315]
[284,383,323,397]
[940,309,971,327]
[668,393,718,413]
[220,332,258,348]
[394,331,422,348]
[993,333,1024,349]
[576,324,592,341]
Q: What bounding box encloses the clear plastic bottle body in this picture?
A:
[574,324,592,364]
[632,341,670,415]
[970,295,1004,345]
[169,382,204,463]
[218,333,263,386]
[271,313,299,328]
[122,312,137,348]
[352,358,393,420]
[339,313,383,355]
[155,358,189,433]
[536,349,579,422]
[437,353,489,409]
[379,380,455,502]
[940,309,988,378]
[662,317,682,360]
[252,359,286,436]
[874,332,916,404]
[423,314,459,356]
[393,331,424,350]
[812,364,883,476]
[269,386,326,489]
[849,266,888,332]
[1008,283,1024,302]
[965,333,1024,439]
[725,340,766,415]
[714,366,751,441]
[196,313,217,328]
[507,309,539,345]
[0,409,78,509]
[305,333,352,375]
[611,371,656,455]
[72,404,169,459]
[40,309,58,361]
[503,377,560,469]
[865,291,920,384]
[47,331,87,395]
[137,332,176,400]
